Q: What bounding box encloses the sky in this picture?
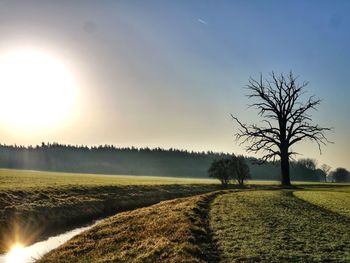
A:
[0,0,349,170]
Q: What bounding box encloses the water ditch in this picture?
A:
[0,219,101,263]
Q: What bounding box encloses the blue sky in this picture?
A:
[0,0,349,169]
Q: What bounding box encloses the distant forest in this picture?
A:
[0,143,325,182]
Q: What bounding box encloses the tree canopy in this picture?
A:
[331,168,350,183]
[208,156,250,186]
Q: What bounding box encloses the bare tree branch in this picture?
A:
[232,71,332,186]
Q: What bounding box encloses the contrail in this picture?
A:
[198,18,208,25]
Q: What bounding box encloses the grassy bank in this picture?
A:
[38,192,220,263]
[0,169,220,254]
[210,189,350,262]
[36,185,350,262]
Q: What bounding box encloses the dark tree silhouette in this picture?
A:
[208,158,232,186]
[208,156,251,186]
[297,158,317,170]
[235,156,251,186]
[232,72,331,186]
[332,168,350,183]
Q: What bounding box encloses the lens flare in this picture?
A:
[5,243,27,263]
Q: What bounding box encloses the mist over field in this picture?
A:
[0,143,328,182]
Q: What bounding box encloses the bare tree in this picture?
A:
[208,156,251,187]
[235,156,251,186]
[232,72,331,186]
[321,164,331,175]
[297,158,317,170]
[208,158,232,187]
[320,164,331,182]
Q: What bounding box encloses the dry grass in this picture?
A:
[38,192,220,263]
[0,169,221,254]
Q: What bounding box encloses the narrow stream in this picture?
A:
[0,220,101,263]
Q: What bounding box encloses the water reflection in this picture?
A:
[4,244,27,263]
[0,220,100,263]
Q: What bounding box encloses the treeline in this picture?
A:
[0,143,325,181]
[329,168,350,183]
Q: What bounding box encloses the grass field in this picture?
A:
[0,169,217,190]
[2,168,350,262]
[294,190,350,218]
[39,186,350,262]
[0,169,220,254]
[210,189,350,262]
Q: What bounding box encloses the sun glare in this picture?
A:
[0,49,77,130]
[5,243,27,263]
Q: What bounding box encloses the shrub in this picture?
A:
[208,155,250,186]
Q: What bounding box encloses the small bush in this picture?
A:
[208,155,250,186]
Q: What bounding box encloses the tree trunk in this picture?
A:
[280,149,291,186]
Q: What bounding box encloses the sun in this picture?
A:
[5,243,27,263]
[0,49,77,130]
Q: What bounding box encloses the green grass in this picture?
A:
[210,190,350,262]
[298,184,350,193]
[0,169,217,190]
[294,190,350,218]
[3,168,333,191]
